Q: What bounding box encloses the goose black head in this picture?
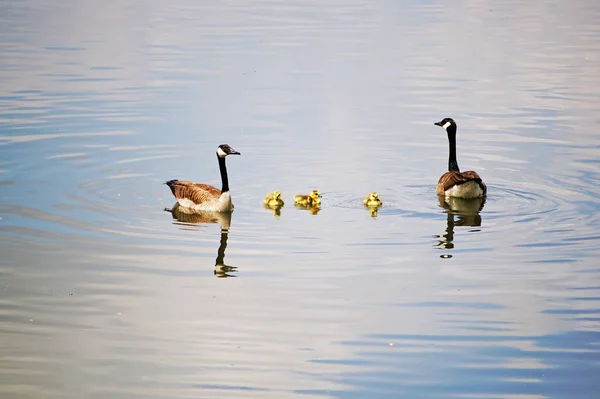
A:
[216,144,241,158]
[434,118,457,131]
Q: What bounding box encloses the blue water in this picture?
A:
[1,0,600,398]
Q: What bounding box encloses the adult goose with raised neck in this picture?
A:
[434,118,486,198]
[165,144,241,212]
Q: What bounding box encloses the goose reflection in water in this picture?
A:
[435,196,485,253]
[213,230,236,278]
[164,204,237,277]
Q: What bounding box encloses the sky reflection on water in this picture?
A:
[1,0,600,398]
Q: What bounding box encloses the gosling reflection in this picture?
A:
[264,203,284,218]
[436,196,485,251]
[367,207,380,218]
[294,204,321,215]
[165,204,237,277]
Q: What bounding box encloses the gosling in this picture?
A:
[294,190,321,207]
[264,190,285,208]
[363,192,382,207]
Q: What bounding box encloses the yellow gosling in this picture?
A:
[264,190,285,208]
[294,190,321,207]
[363,192,382,207]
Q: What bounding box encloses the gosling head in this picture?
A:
[216,144,241,158]
[434,118,457,133]
[310,190,321,200]
[273,190,281,199]
[364,192,382,206]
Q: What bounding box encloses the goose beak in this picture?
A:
[231,150,241,155]
[434,121,442,126]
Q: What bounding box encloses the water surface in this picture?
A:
[1,0,600,398]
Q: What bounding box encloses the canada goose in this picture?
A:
[294,190,321,207]
[264,190,285,208]
[165,144,240,212]
[434,118,486,198]
[363,192,382,207]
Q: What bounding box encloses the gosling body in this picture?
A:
[264,190,285,207]
[294,190,321,207]
[363,192,382,207]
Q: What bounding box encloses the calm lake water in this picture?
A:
[1,0,600,398]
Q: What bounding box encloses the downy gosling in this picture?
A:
[264,190,285,208]
[363,192,382,207]
[294,190,321,207]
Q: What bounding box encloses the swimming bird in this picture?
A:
[363,192,382,207]
[165,144,240,212]
[294,190,321,207]
[264,190,285,208]
[434,118,486,198]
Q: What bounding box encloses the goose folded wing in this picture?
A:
[438,171,485,192]
[460,171,487,194]
[167,180,222,204]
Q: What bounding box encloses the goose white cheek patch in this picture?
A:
[442,121,452,129]
[217,147,227,158]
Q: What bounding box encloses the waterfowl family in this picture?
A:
[434,118,486,198]
[264,190,285,207]
[162,121,490,221]
[294,190,321,207]
[165,144,240,212]
[363,192,382,207]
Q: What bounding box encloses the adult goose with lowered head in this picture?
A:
[434,118,486,198]
[165,144,240,212]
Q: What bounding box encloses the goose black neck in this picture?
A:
[218,155,230,192]
[447,128,460,172]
